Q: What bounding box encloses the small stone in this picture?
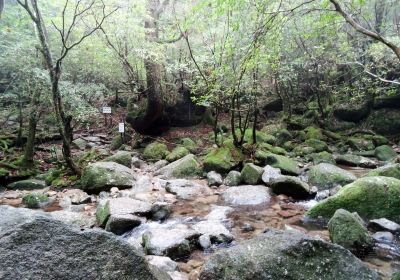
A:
[223,171,241,186]
[372,231,394,242]
[261,165,281,184]
[105,214,143,235]
[146,255,178,272]
[240,163,264,185]
[199,234,211,249]
[207,171,223,186]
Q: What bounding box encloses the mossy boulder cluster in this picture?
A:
[307,176,400,223]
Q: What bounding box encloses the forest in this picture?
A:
[0,0,400,279]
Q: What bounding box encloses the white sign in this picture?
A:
[102,107,112,114]
[118,122,125,133]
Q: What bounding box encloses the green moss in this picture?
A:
[180,138,196,153]
[292,145,315,156]
[308,163,356,190]
[22,193,49,209]
[143,142,169,161]
[307,176,400,222]
[304,126,323,140]
[203,146,243,173]
[347,137,375,151]
[166,146,190,162]
[0,168,9,177]
[275,129,292,145]
[171,155,201,177]
[305,139,328,152]
[110,135,123,151]
[45,168,63,186]
[103,151,132,167]
[309,151,335,165]
[364,164,400,180]
[255,151,300,175]
[374,145,397,161]
[282,141,294,151]
[96,201,110,227]
[240,163,263,185]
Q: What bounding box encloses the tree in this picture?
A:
[16,0,116,175]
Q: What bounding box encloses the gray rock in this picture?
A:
[165,179,211,199]
[63,189,91,205]
[372,231,394,242]
[223,171,241,186]
[199,234,212,249]
[103,151,132,167]
[368,218,400,232]
[49,210,95,228]
[207,171,223,186]
[261,165,281,184]
[222,185,271,205]
[0,206,171,280]
[105,214,143,235]
[142,224,200,259]
[96,197,153,227]
[335,154,377,168]
[193,221,233,244]
[205,205,233,221]
[132,156,147,169]
[146,255,178,272]
[308,163,357,190]
[199,229,379,280]
[80,162,135,194]
[270,175,311,199]
[72,138,87,150]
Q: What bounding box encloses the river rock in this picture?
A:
[155,154,201,179]
[365,163,400,180]
[166,146,190,162]
[307,176,400,223]
[142,224,200,259]
[372,231,394,242]
[103,151,132,167]
[261,165,281,184]
[374,145,397,161]
[96,197,153,227]
[203,147,243,174]
[347,137,375,151]
[335,154,377,168]
[165,179,211,199]
[255,152,300,175]
[63,189,91,204]
[80,162,135,194]
[222,185,271,205]
[223,171,241,186]
[368,218,400,232]
[146,255,178,272]
[240,163,264,185]
[0,206,170,280]
[7,179,46,190]
[143,142,169,161]
[270,175,312,199]
[105,214,143,235]
[199,229,379,280]
[193,221,233,244]
[308,163,357,190]
[328,209,373,256]
[207,171,223,186]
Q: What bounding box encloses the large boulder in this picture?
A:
[307,176,400,223]
[308,163,357,190]
[374,145,397,161]
[203,147,243,174]
[240,163,264,185]
[103,151,132,167]
[364,163,400,180]
[333,102,370,122]
[199,229,379,280]
[255,152,300,175]
[80,162,135,194]
[328,209,374,256]
[154,154,201,179]
[222,185,271,206]
[0,206,171,280]
[270,176,312,199]
[7,179,46,190]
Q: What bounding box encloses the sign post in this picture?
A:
[102,106,112,126]
[119,116,125,144]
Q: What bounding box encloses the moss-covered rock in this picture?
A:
[223,171,242,186]
[292,145,315,156]
[372,135,389,146]
[109,135,123,151]
[275,129,292,145]
[203,147,242,174]
[282,141,294,151]
[72,138,87,150]
[328,209,373,256]
[347,137,375,151]
[270,146,286,155]
[364,164,400,180]
[374,145,397,161]
[166,146,189,162]
[155,154,201,178]
[309,151,335,165]
[304,126,324,140]
[307,176,400,223]
[22,193,49,209]
[80,162,135,194]
[103,151,132,168]
[305,139,328,152]
[365,108,400,135]
[143,142,169,161]
[308,163,357,190]
[255,152,300,175]
[7,179,46,190]
[335,154,377,168]
[392,272,400,280]
[180,138,196,153]
[240,163,264,185]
